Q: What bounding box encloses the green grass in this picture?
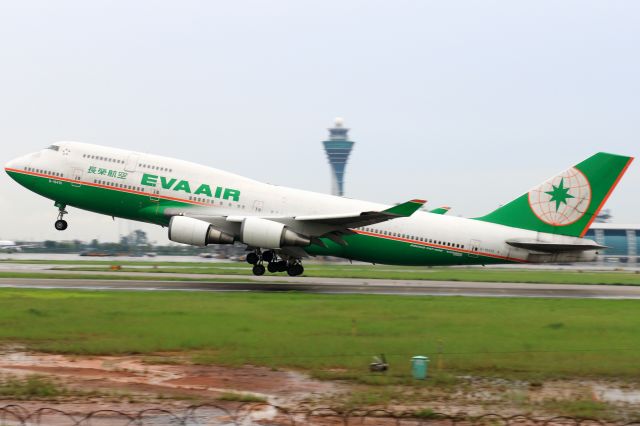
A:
[0,375,64,399]
[0,289,639,381]
[540,399,614,420]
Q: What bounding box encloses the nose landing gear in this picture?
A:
[54,203,68,231]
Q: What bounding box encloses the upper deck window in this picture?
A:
[46,145,60,151]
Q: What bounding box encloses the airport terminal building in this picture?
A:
[586,224,640,264]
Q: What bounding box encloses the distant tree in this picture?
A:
[132,230,148,246]
[119,236,130,251]
[43,240,57,249]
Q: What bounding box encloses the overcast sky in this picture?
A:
[0,1,638,243]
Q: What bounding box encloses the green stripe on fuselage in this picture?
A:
[305,234,512,266]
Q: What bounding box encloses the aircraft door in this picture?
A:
[71,168,83,187]
[468,239,481,257]
[253,200,264,212]
[125,155,139,172]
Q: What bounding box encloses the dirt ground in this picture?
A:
[0,346,639,424]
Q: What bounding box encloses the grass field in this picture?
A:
[1,288,639,381]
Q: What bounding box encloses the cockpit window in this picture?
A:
[46,145,60,151]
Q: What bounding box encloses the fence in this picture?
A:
[0,403,639,425]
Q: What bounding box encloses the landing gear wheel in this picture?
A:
[267,262,279,273]
[54,202,68,231]
[262,250,275,263]
[287,263,304,277]
[276,260,288,272]
[246,252,259,265]
[252,264,266,276]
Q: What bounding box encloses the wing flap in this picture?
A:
[294,199,426,228]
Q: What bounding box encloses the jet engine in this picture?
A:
[168,216,234,246]
[241,217,310,249]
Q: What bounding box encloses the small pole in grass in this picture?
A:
[437,339,444,371]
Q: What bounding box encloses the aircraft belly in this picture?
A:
[305,233,507,266]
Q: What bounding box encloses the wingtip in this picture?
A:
[411,199,427,204]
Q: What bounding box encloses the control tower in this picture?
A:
[322,117,355,196]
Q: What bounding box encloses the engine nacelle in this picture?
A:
[241,217,310,249]
[168,216,234,246]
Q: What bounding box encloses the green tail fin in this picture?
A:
[474,152,633,237]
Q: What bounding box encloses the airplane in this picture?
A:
[0,240,40,252]
[4,142,633,276]
[0,240,23,252]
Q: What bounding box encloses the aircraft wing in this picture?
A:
[429,206,451,215]
[176,199,426,244]
[291,199,426,228]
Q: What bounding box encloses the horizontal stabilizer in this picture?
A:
[506,239,606,253]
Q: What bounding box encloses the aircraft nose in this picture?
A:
[4,157,18,172]
[5,155,27,176]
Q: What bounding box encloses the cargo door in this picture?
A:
[468,239,481,258]
[125,155,139,172]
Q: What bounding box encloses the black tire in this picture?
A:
[262,250,274,263]
[252,264,265,276]
[246,252,259,265]
[267,262,278,273]
[287,264,303,277]
[277,260,288,272]
[54,219,68,231]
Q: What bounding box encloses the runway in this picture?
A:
[2,276,640,299]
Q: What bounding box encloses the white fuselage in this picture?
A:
[5,142,598,265]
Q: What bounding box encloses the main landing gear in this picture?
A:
[54,203,68,231]
[246,249,304,276]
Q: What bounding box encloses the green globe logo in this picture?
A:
[528,167,591,226]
